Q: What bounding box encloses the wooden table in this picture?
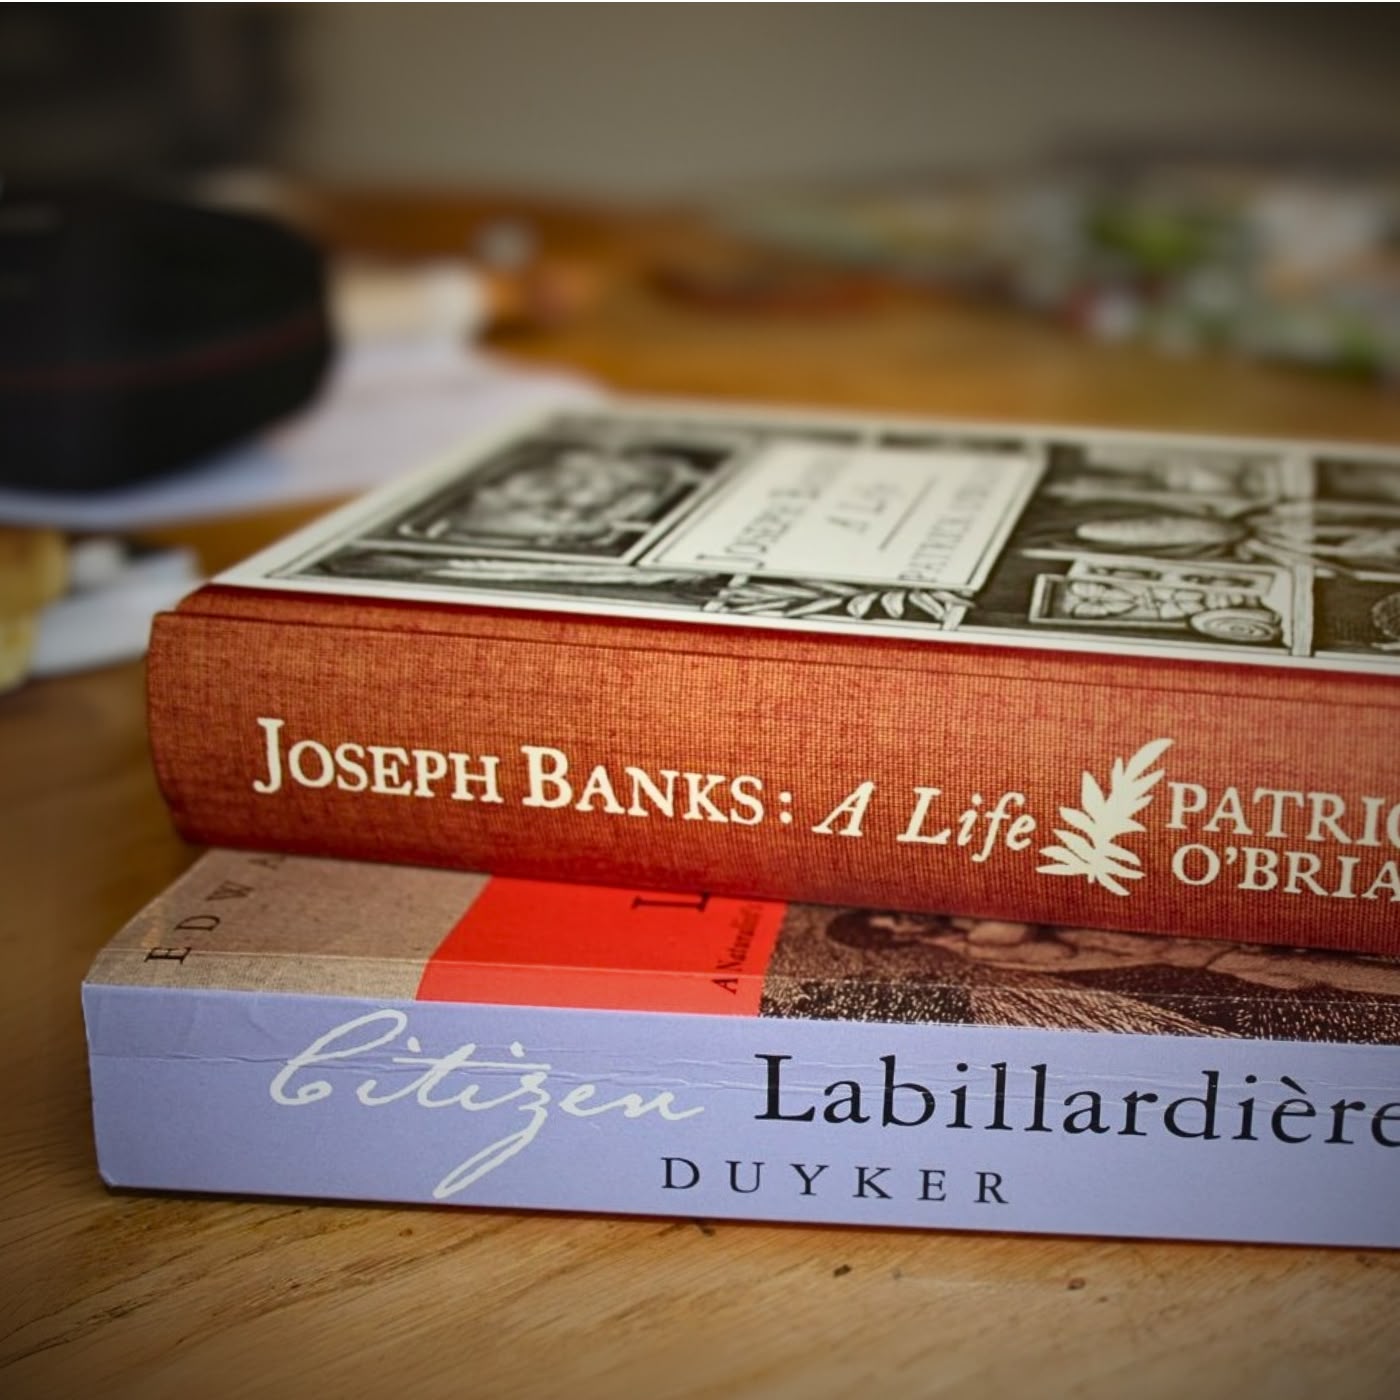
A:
[5,192,1399,1399]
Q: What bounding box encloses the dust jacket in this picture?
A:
[85,851,1400,1247]
[146,402,1400,951]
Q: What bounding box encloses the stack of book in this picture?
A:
[86,402,1400,1247]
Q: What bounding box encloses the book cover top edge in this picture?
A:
[87,850,1400,1047]
[207,400,1400,678]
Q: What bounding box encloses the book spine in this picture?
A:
[147,609,1400,953]
[84,982,1400,1248]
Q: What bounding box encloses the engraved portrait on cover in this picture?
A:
[759,905,1400,1044]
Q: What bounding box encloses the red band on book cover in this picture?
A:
[416,877,787,1015]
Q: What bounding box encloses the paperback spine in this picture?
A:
[147,593,1400,952]
[84,982,1400,1248]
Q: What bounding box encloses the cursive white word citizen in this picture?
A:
[269,1009,704,1199]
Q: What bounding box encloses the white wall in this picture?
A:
[279,5,1400,197]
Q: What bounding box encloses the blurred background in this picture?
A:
[6,3,1400,373]
[6,4,1399,196]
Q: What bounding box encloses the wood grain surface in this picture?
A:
[4,191,1398,1400]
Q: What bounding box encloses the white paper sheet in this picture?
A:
[0,338,599,530]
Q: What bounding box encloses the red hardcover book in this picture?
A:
[148,402,1400,953]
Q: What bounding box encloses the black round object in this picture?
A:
[0,192,334,493]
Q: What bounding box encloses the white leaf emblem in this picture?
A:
[1037,738,1172,896]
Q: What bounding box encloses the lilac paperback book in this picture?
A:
[84,851,1400,1246]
